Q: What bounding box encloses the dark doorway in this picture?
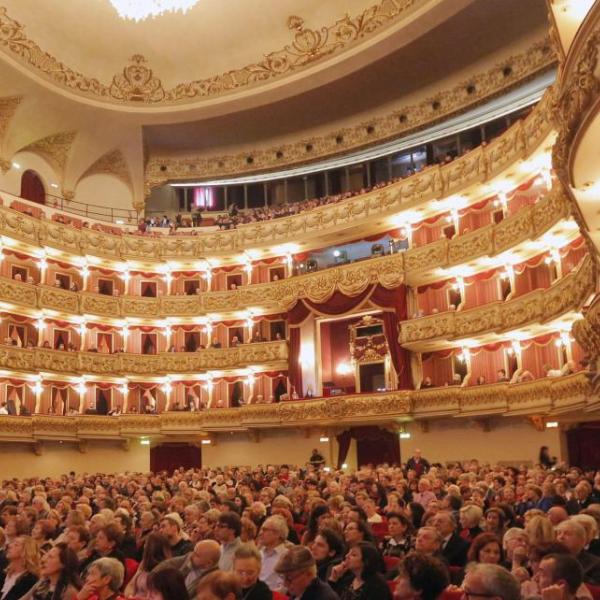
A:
[21,170,45,204]
[356,427,400,467]
[359,362,385,393]
[567,422,600,469]
[150,443,201,473]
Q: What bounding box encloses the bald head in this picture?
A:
[191,540,221,570]
[547,506,568,527]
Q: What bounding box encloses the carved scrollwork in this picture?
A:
[0,373,591,440]
[400,256,594,346]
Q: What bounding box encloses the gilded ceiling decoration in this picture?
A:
[79,149,133,190]
[0,1,422,105]
[20,130,76,176]
[145,38,556,189]
[0,95,21,170]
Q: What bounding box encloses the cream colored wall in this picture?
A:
[399,417,564,465]
[0,152,60,196]
[74,174,135,214]
[0,440,149,479]
[202,429,337,469]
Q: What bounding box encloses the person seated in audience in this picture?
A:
[233,544,272,600]
[79,524,125,574]
[393,552,449,600]
[76,557,124,600]
[467,533,504,566]
[230,335,241,347]
[159,514,193,558]
[432,511,468,568]
[556,519,600,584]
[459,506,484,542]
[476,376,486,385]
[275,545,338,600]
[152,539,219,598]
[0,536,39,600]
[328,541,391,600]
[146,567,190,600]
[25,542,81,600]
[210,338,222,349]
[196,571,241,600]
[496,369,509,383]
[258,516,289,591]
[461,563,520,600]
[380,512,413,559]
[309,528,345,581]
[421,377,434,389]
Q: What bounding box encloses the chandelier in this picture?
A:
[109,0,200,22]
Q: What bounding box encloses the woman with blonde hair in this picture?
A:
[525,515,554,547]
[459,505,484,542]
[0,536,39,600]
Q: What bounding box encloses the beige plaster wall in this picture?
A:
[398,417,564,465]
[0,440,149,479]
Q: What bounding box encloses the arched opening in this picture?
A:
[20,169,46,205]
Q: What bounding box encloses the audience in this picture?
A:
[0,451,598,600]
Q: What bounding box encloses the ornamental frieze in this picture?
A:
[0,373,591,441]
[400,256,594,346]
[0,189,573,323]
[0,341,288,377]
[0,96,553,263]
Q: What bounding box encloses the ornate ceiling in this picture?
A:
[0,0,552,206]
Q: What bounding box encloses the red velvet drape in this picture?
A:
[287,284,411,391]
[337,426,401,468]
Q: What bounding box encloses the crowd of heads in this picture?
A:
[0,448,599,600]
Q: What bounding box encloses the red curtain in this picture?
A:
[337,426,401,468]
[288,326,303,397]
[150,443,201,473]
[20,170,45,205]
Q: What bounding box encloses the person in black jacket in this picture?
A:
[0,536,39,600]
[275,546,338,600]
[310,528,345,581]
[233,544,272,600]
[432,511,469,567]
[78,524,125,576]
[328,542,391,600]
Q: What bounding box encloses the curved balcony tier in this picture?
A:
[0,188,573,321]
[0,340,288,378]
[0,372,591,442]
[0,94,553,263]
[400,255,594,349]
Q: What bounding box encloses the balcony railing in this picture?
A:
[0,372,591,442]
[0,188,571,320]
[0,340,288,377]
[0,93,553,261]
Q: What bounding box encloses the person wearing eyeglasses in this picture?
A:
[233,544,272,600]
[215,513,243,572]
[258,516,288,592]
[461,563,520,600]
[275,546,338,600]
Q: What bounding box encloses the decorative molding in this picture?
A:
[400,255,595,347]
[0,340,288,378]
[0,373,591,442]
[0,187,572,321]
[0,1,424,106]
[0,95,22,158]
[79,149,133,189]
[145,39,556,188]
[551,7,600,182]
[0,96,553,263]
[19,131,77,176]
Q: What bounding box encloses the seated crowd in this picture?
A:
[0,449,599,600]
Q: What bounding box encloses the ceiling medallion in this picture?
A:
[108,0,200,22]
